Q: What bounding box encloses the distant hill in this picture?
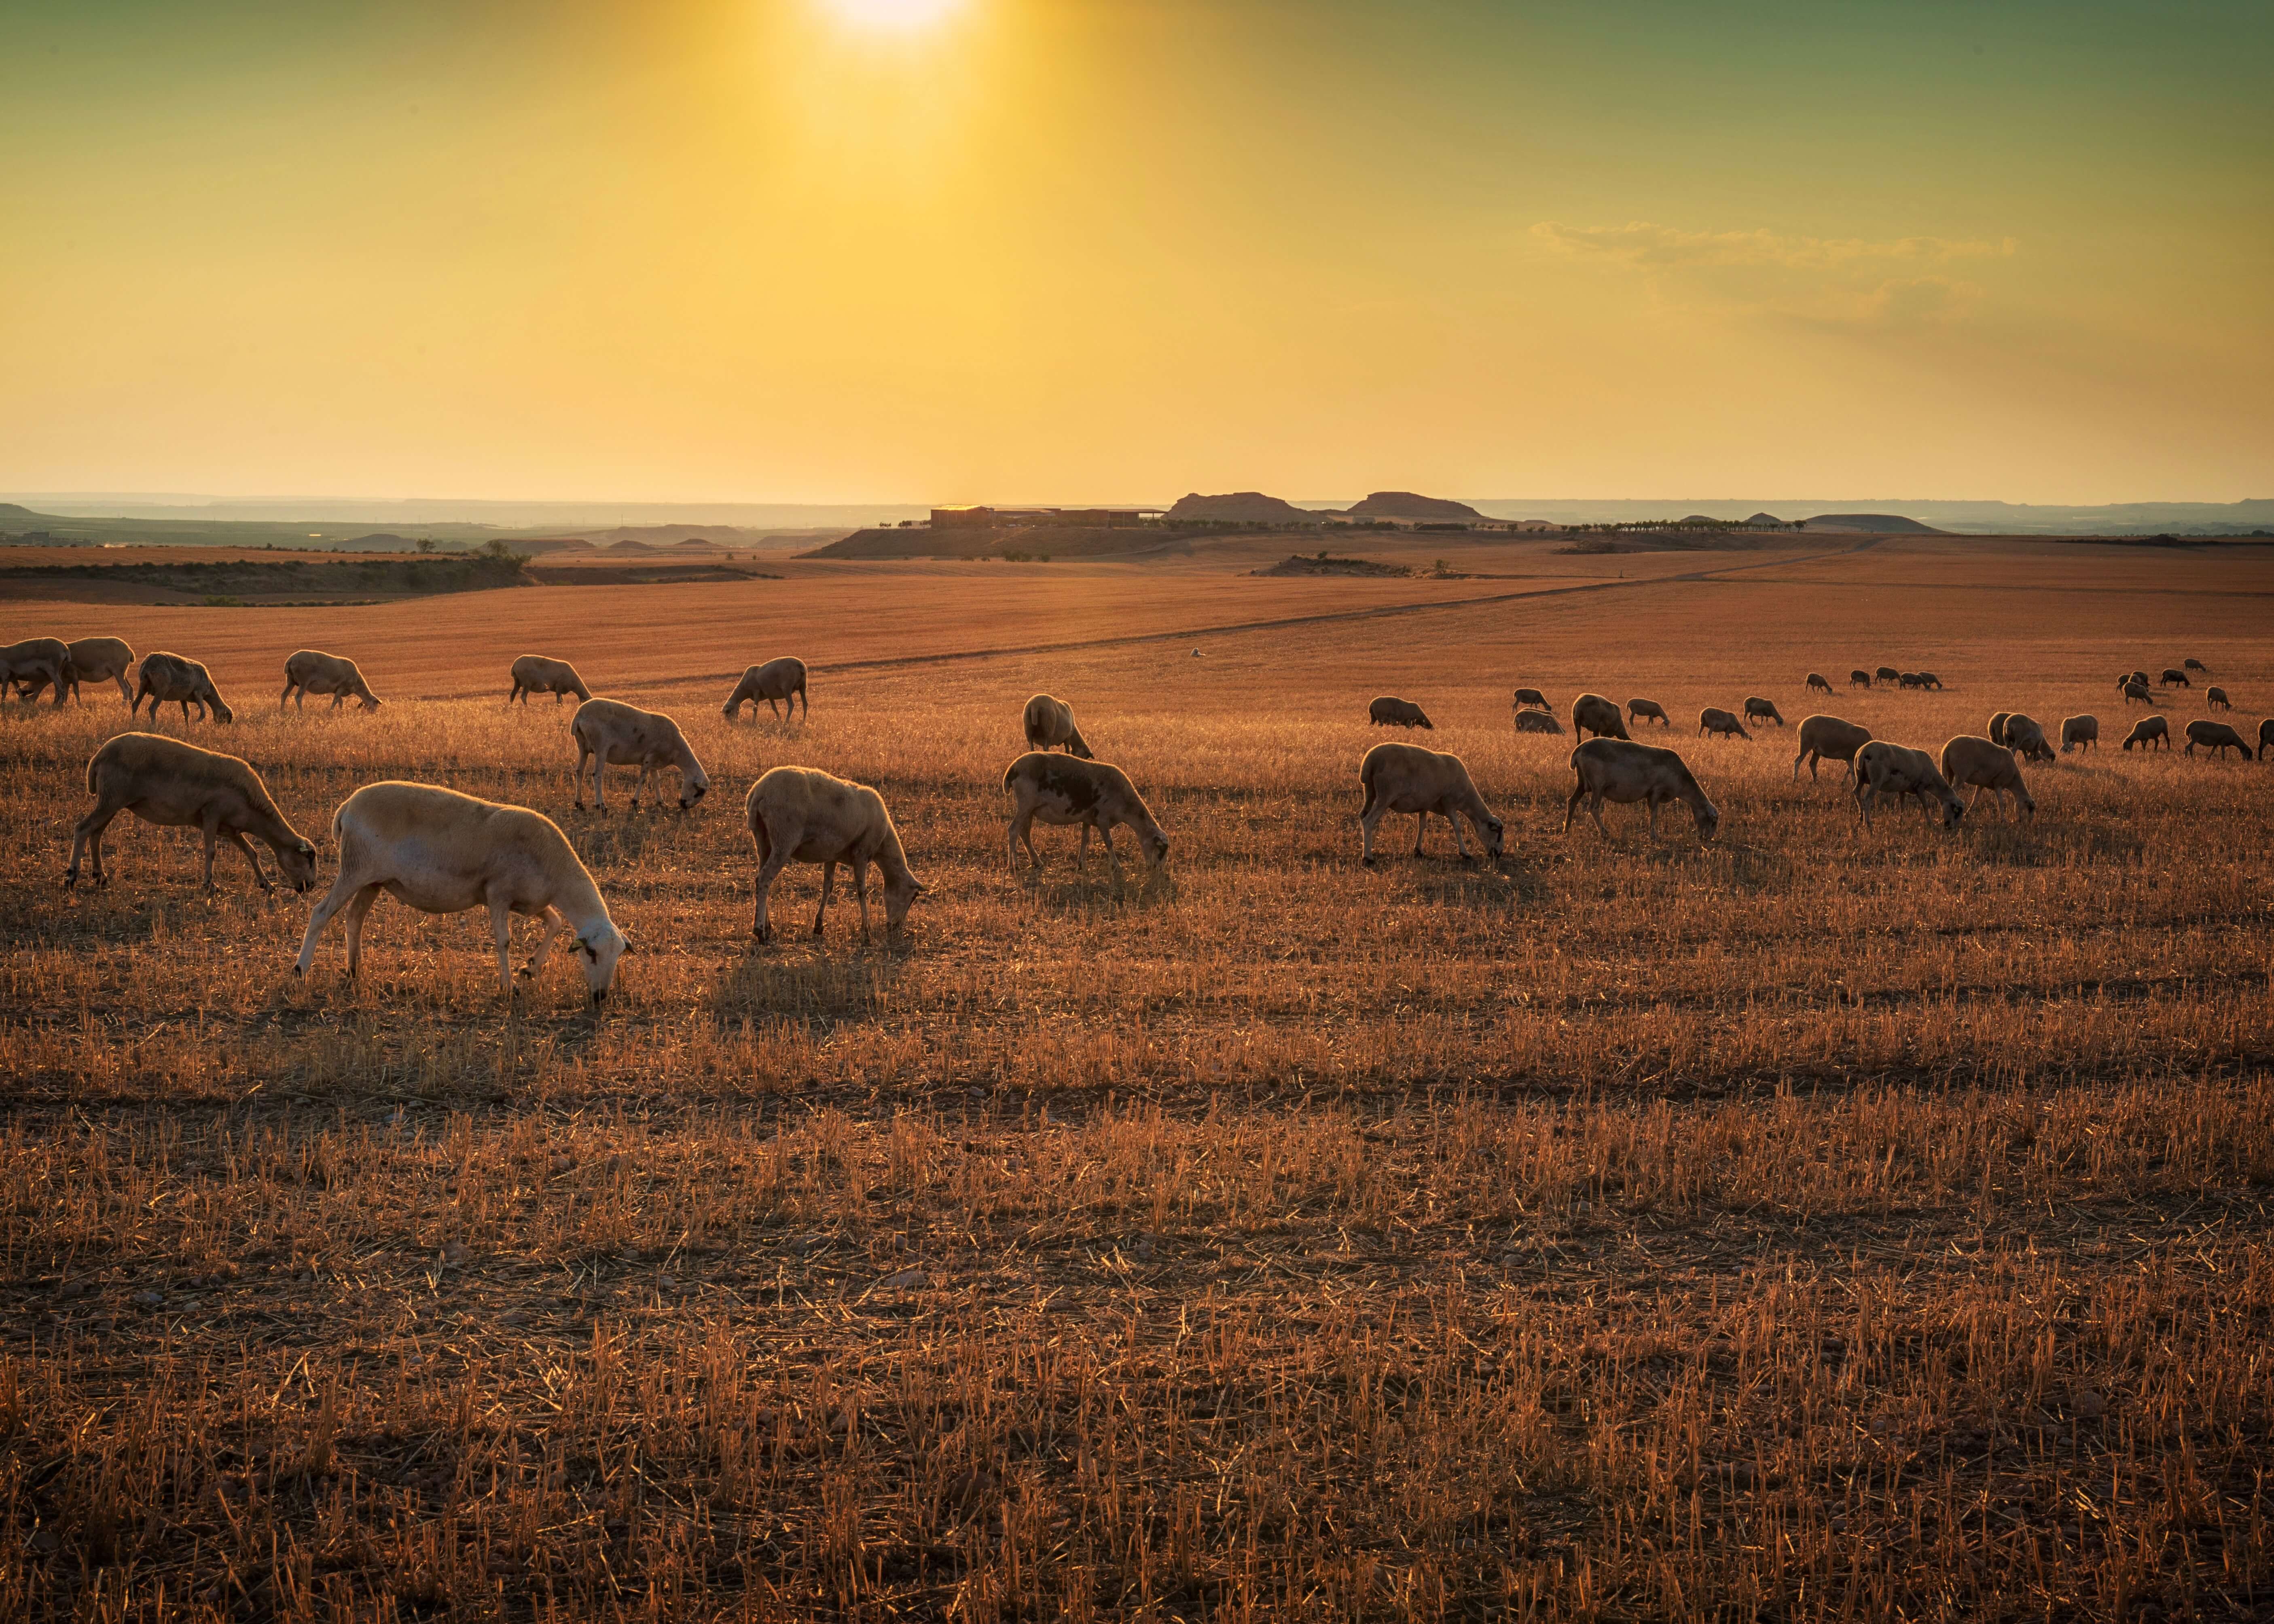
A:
[1165,491,1319,524]
[1745,512,1786,527]
[1344,491,1484,521]
[514,537,595,555]
[1801,513,1947,535]
[606,539,659,553]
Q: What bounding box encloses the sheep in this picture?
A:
[1563,738,1719,841]
[2185,658,2208,672]
[2259,719,2274,761]
[1874,666,1900,684]
[132,652,233,723]
[722,656,809,721]
[1004,753,1168,872]
[1512,687,1551,711]
[508,654,591,706]
[1792,714,1872,782]
[1626,698,1670,727]
[0,638,72,707]
[293,782,628,1003]
[1986,713,2012,747]
[569,699,711,812]
[2060,715,2098,752]
[2160,667,2190,688]
[2184,720,2252,759]
[745,766,925,943]
[1897,671,1927,690]
[2206,686,2232,712]
[1850,669,1874,688]
[280,649,383,712]
[1806,672,1833,694]
[61,637,134,704]
[66,732,318,894]
[2120,670,2150,690]
[1853,741,1964,829]
[2121,715,2170,751]
[1916,671,1944,690]
[1571,693,1630,741]
[1744,696,1785,726]
[1022,693,1094,757]
[1940,735,2036,822]
[1357,742,1504,865]
[2122,681,2153,707]
[1514,709,1564,735]
[1698,706,1752,740]
[2003,714,2055,763]
[1368,696,1432,729]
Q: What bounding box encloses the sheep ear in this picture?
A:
[619,936,634,954]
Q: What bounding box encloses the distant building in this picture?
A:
[931,506,1158,529]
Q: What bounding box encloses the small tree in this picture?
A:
[415,537,437,554]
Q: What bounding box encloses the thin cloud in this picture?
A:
[1531,221,2016,270]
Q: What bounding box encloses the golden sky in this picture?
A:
[2,1,2268,503]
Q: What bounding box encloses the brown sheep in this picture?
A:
[1850,669,1874,688]
[722,656,809,721]
[2120,715,2169,751]
[1626,698,1670,727]
[2185,658,2208,672]
[1854,741,1963,829]
[0,637,73,707]
[67,732,318,894]
[1698,706,1751,740]
[1563,738,1719,841]
[2160,667,2190,688]
[1368,696,1433,728]
[2183,720,2251,759]
[2259,719,2274,761]
[1875,665,1900,683]
[294,782,627,1003]
[281,649,382,712]
[745,766,925,943]
[2122,680,2153,706]
[1571,693,1629,741]
[1514,708,1565,735]
[1792,714,1872,782]
[61,636,135,704]
[1806,672,1833,694]
[1940,735,2036,822]
[1512,687,1551,711]
[1987,713,2014,746]
[1004,753,1168,872]
[508,654,591,706]
[569,699,711,812]
[2060,715,2098,752]
[1916,671,1944,691]
[2120,670,2150,689]
[1358,742,1504,865]
[1743,696,1785,726]
[132,652,232,723]
[1022,694,1094,756]
[2206,686,2232,711]
[2003,714,2055,763]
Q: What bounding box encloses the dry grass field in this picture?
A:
[3,535,2272,1620]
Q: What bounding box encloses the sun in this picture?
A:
[823,0,965,29]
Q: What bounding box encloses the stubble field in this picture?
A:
[3,537,2272,1620]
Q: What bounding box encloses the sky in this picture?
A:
[2,0,2268,505]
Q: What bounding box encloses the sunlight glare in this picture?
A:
[824,0,965,30]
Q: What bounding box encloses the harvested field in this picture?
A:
[2,536,2271,1620]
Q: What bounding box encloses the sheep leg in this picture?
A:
[1360,803,1385,864]
[1450,814,1473,861]
[523,907,567,978]
[489,895,517,996]
[1646,797,1662,840]
[1076,823,1090,871]
[752,856,792,942]
[813,862,835,936]
[852,859,870,941]
[199,816,222,892]
[225,830,273,892]
[1561,782,1583,835]
[65,801,125,888]
[341,885,382,976]
[630,761,648,812]
[1098,823,1119,870]
[294,872,367,977]
[281,681,293,709]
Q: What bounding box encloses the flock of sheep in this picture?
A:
[4,629,2265,1007]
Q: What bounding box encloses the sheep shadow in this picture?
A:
[708,943,912,1024]
[1014,863,1180,917]
[1636,837,1794,894]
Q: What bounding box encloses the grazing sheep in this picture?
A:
[569,698,711,812]
[1792,714,1872,782]
[1698,706,1751,740]
[2120,670,2150,690]
[722,656,809,721]
[132,652,232,723]
[1022,694,1094,757]
[1571,693,1630,741]
[280,649,383,712]
[2122,680,2153,707]
[1916,670,1944,691]
[1358,742,1505,865]
[1563,738,1719,841]
[1806,672,1833,694]
[60,637,135,704]
[2160,667,2190,688]
[2184,719,2252,759]
[745,766,925,943]
[294,782,627,1003]
[1874,665,1900,684]
[2185,658,2208,672]
[66,732,318,894]
[2206,686,2232,711]
[1853,741,1964,829]
[2003,714,2055,763]
[1897,671,1927,690]
[1368,696,1433,729]
[0,638,72,707]
[1512,687,1551,711]
[1626,698,1670,727]
[1986,712,2012,746]
[2259,719,2274,761]
[1004,753,1168,872]
[2060,715,2098,753]
[508,654,591,706]
[1744,696,1785,726]
[1940,735,2036,822]
[1850,669,1874,688]
[1515,708,1565,734]
[2120,715,2170,751]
